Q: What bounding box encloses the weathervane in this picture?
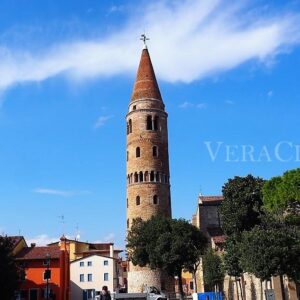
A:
[140,33,149,48]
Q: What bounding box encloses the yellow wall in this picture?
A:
[12,239,27,256]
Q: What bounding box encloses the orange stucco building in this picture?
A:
[15,236,70,300]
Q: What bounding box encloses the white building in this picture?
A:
[70,254,119,300]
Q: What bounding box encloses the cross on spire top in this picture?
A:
[140,33,149,49]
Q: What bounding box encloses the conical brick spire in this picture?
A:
[131,48,162,102]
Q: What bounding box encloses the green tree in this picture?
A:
[203,249,224,292]
[220,175,265,236]
[0,236,20,299]
[240,216,300,299]
[220,175,264,300]
[263,168,300,223]
[127,216,207,299]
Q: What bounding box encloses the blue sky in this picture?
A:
[0,0,300,248]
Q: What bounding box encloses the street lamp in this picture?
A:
[45,253,51,300]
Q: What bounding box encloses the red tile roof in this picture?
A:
[131,48,162,102]
[206,227,226,244]
[199,195,224,205]
[15,246,61,260]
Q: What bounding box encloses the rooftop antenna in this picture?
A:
[140,33,149,49]
[198,185,203,197]
[58,215,65,236]
[75,223,80,241]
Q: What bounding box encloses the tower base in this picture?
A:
[128,264,174,293]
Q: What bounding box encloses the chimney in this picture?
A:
[109,244,114,258]
[30,243,36,248]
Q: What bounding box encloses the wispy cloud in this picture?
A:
[0,1,300,93]
[27,234,58,246]
[33,188,91,197]
[179,101,207,109]
[179,101,194,109]
[94,115,113,129]
[196,103,207,109]
[225,100,234,105]
[267,90,273,97]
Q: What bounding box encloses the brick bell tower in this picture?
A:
[126,39,173,292]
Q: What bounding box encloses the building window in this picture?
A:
[146,115,152,130]
[134,172,138,183]
[127,198,128,208]
[43,270,51,281]
[128,119,132,134]
[139,171,143,182]
[80,262,84,267]
[104,260,109,266]
[133,105,136,110]
[136,196,140,206]
[104,273,109,281]
[156,172,160,182]
[153,195,158,205]
[190,281,194,290]
[150,171,155,182]
[127,151,129,161]
[152,146,158,157]
[88,274,93,282]
[145,171,149,182]
[127,219,129,228]
[87,261,92,267]
[80,274,84,282]
[136,147,140,158]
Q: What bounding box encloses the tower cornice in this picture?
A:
[126,108,168,118]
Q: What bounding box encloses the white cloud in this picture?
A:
[27,234,58,246]
[179,101,207,109]
[225,100,234,105]
[103,233,115,242]
[196,103,207,109]
[268,90,273,97]
[0,1,299,92]
[33,188,91,197]
[179,101,194,109]
[94,115,113,129]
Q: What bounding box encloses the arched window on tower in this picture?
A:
[153,116,159,131]
[152,146,158,157]
[139,171,143,182]
[156,172,160,182]
[127,151,129,161]
[128,119,132,133]
[127,198,128,208]
[136,147,140,158]
[144,171,149,182]
[136,196,140,206]
[127,219,129,228]
[153,195,158,205]
[134,172,138,183]
[146,115,152,130]
[150,171,155,182]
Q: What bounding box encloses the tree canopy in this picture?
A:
[262,168,300,214]
[203,249,225,291]
[127,216,207,296]
[220,175,265,236]
[240,216,300,283]
[0,236,20,299]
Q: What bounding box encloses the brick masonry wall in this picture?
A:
[126,97,172,292]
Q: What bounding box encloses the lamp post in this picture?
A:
[45,253,51,300]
